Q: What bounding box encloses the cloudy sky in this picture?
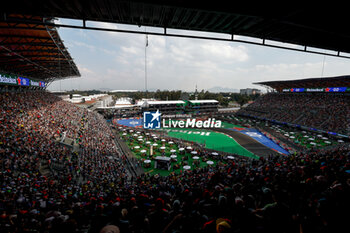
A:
[48,19,350,92]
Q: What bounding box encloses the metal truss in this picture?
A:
[2,16,350,59]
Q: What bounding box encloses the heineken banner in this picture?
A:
[0,73,46,88]
[282,87,350,93]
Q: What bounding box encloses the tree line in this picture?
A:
[109,89,261,107]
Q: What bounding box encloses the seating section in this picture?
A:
[238,93,350,135]
[0,91,349,233]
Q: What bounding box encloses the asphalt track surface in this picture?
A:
[212,128,281,157]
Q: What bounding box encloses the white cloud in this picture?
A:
[200,43,248,62]
[121,46,139,55]
[48,21,350,92]
[78,65,95,75]
[71,41,96,51]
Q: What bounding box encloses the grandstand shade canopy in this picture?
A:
[0,15,80,82]
[2,1,350,57]
[189,100,219,104]
[145,100,185,105]
[254,75,350,92]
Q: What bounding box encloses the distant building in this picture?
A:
[64,93,113,106]
[137,99,218,113]
[115,97,133,106]
[240,88,262,95]
[140,100,186,113]
[187,100,219,113]
[110,90,138,93]
[96,95,114,108]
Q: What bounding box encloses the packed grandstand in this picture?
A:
[237,92,350,135]
[1,2,350,233]
[0,89,349,233]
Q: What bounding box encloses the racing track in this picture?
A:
[211,128,282,157]
[115,118,283,158]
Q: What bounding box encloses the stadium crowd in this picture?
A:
[238,93,350,135]
[0,91,349,233]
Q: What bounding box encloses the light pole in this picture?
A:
[145,31,148,95]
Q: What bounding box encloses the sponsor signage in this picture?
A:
[282,87,349,93]
[306,88,324,92]
[0,75,17,85]
[39,81,46,88]
[291,88,304,92]
[0,73,46,87]
[30,80,40,87]
[18,77,30,86]
[325,87,347,92]
[160,129,211,136]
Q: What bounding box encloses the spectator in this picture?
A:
[0,90,349,233]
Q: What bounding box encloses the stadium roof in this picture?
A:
[0,15,80,82]
[140,100,185,105]
[189,100,219,104]
[2,1,350,58]
[254,75,350,91]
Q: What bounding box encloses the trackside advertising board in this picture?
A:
[0,73,46,88]
[282,87,349,92]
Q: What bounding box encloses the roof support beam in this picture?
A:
[3,17,348,59]
[0,45,58,77]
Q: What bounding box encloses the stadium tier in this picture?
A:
[187,100,219,113]
[237,92,350,135]
[140,100,186,113]
[1,4,350,233]
[0,90,349,233]
[0,73,47,90]
[239,74,350,138]
[109,99,219,115]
